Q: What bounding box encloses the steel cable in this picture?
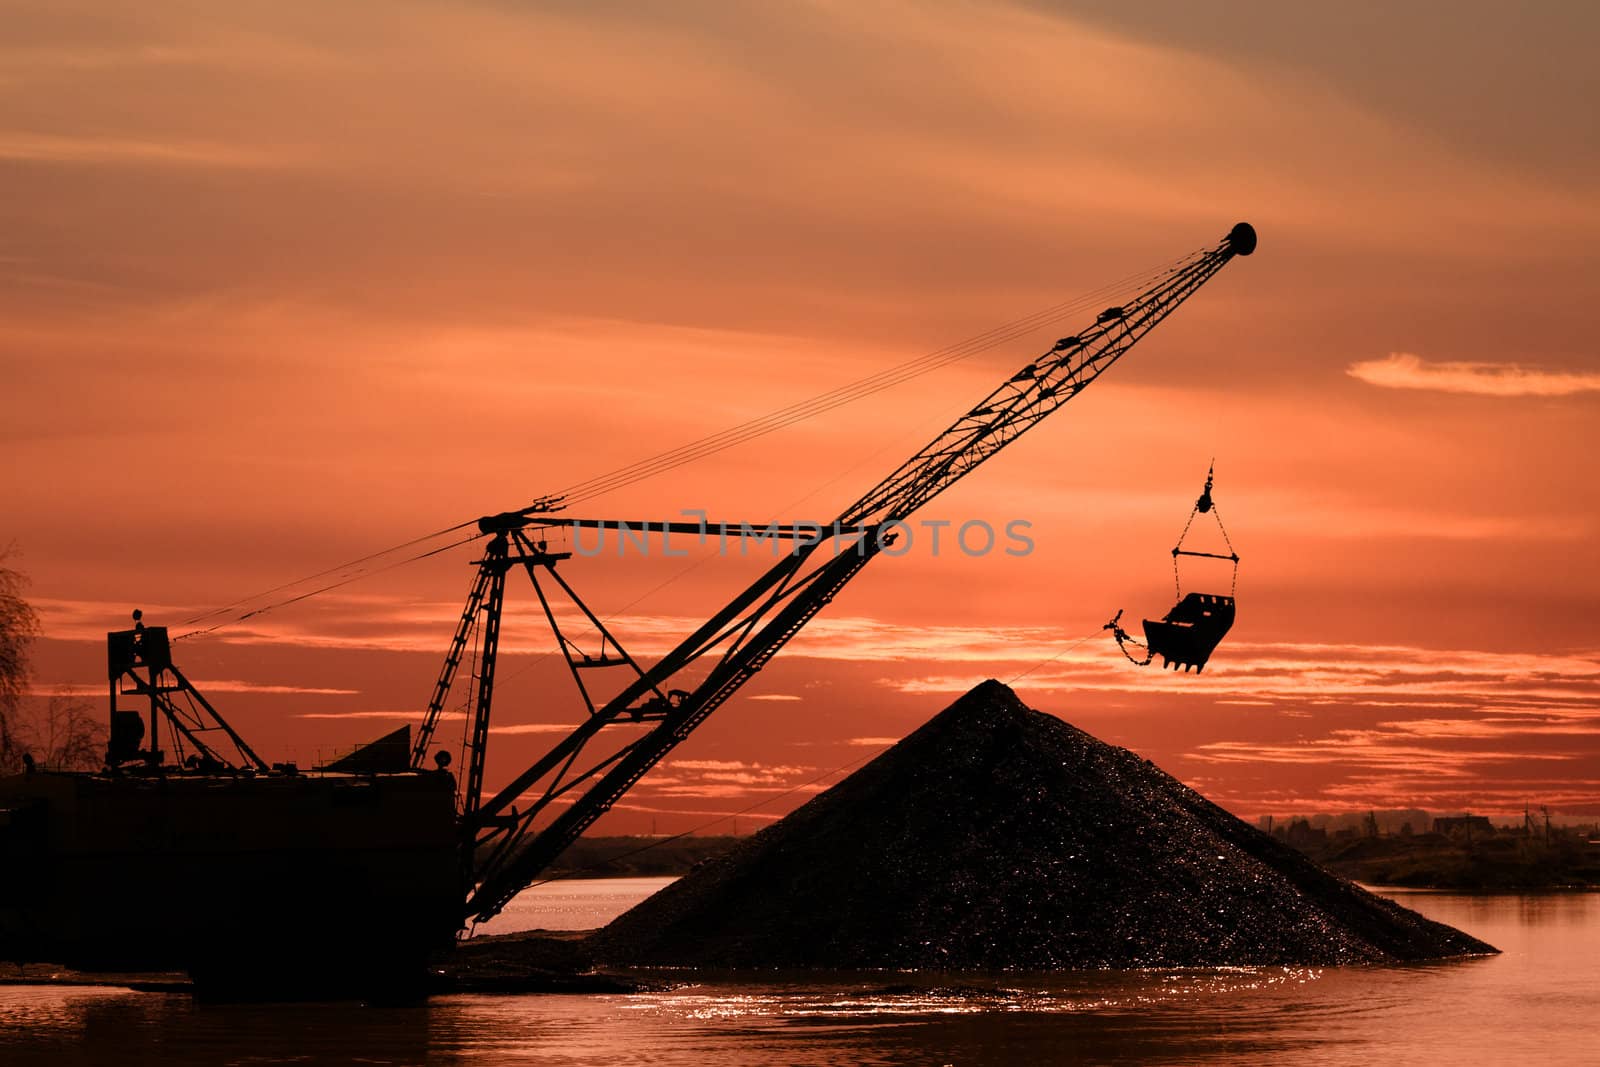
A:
[543,255,1197,509]
[174,250,1199,639]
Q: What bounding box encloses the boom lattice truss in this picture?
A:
[416,223,1257,923]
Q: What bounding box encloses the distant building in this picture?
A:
[1433,815,1493,837]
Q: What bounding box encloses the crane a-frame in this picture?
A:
[413,222,1258,925]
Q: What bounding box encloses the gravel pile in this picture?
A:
[591,681,1494,968]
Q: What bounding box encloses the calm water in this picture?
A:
[467,876,678,936]
[2,883,1596,1066]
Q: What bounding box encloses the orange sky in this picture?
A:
[5,1,1598,829]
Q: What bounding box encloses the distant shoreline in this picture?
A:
[543,834,739,879]
[1292,832,1600,891]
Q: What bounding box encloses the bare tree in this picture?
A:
[0,546,42,772]
[22,691,105,771]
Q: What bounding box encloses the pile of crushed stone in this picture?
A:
[590,681,1494,969]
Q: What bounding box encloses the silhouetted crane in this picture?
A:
[426,222,1260,923]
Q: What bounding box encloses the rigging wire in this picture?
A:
[1006,625,1108,684]
[174,532,483,641]
[173,249,1197,640]
[542,255,1198,510]
[177,519,478,628]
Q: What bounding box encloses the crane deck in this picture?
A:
[0,767,459,998]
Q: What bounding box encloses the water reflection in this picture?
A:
[1,890,1594,1067]
[0,987,443,1067]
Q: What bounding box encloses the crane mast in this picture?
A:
[444,222,1257,922]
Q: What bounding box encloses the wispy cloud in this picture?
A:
[610,800,784,823]
[892,637,1600,816]
[1348,353,1600,397]
[297,710,425,720]
[0,132,297,169]
[890,638,1600,706]
[39,593,1600,716]
[656,758,814,790]
[295,708,647,736]
[1192,738,1573,770]
[638,761,827,798]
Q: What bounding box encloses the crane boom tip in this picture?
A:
[1226,222,1257,257]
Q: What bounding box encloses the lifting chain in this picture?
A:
[1103,609,1153,667]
